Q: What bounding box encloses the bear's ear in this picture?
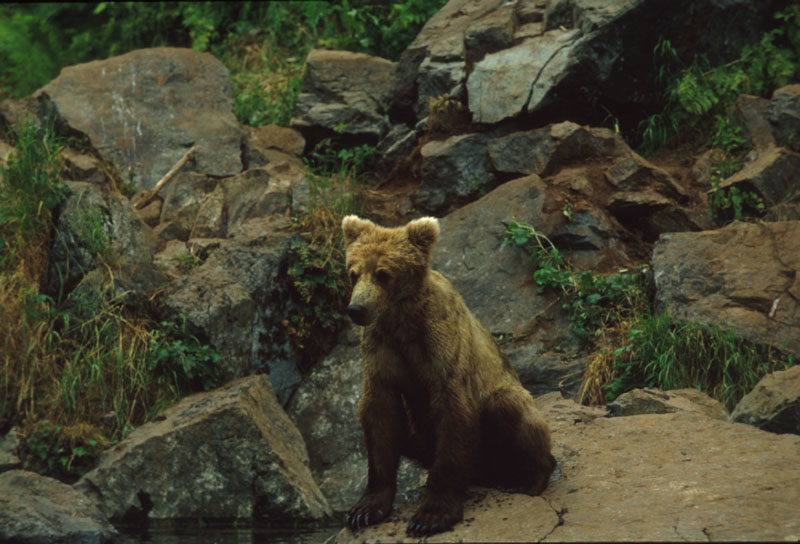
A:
[406,216,439,253]
[342,215,374,247]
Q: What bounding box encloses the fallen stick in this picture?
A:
[133,145,198,210]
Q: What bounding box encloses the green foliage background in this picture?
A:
[0,1,446,102]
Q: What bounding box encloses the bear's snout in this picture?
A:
[347,303,371,326]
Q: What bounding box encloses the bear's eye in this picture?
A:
[349,270,359,284]
[375,269,390,285]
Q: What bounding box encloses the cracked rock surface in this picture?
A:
[336,392,800,542]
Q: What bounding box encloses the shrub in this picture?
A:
[638,5,800,155]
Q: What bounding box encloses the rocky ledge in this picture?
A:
[336,392,800,542]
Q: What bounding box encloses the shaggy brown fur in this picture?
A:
[342,215,556,537]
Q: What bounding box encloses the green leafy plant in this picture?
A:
[170,251,203,273]
[306,124,377,181]
[20,422,105,484]
[501,220,648,342]
[146,318,227,394]
[604,312,796,410]
[638,6,800,154]
[707,161,765,225]
[285,235,350,371]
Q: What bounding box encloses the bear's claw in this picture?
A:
[346,508,386,531]
[407,520,444,536]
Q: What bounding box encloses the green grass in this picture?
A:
[500,219,796,411]
[0,120,228,481]
[285,132,376,372]
[604,312,796,411]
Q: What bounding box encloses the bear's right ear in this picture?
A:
[342,215,374,247]
[406,216,439,254]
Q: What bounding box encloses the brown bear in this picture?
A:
[341,215,556,537]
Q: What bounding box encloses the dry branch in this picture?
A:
[133,145,198,210]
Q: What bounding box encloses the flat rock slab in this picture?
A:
[336,393,800,542]
[0,469,118,544]
[41,47,242,191]
[338,488,558,543]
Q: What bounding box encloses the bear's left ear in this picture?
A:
[406,216,439,253]
[342,215,374,248]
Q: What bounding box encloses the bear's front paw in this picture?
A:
[406,495,463,537]
[346,490,393,531]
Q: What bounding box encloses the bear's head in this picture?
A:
[341,215,439,326]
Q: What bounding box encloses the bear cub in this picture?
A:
[342,215,556,537]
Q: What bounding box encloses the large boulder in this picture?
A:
[75,375,331,522]
[39,47,241,191]
[432,174,558,337]
[466,28,581,124]
[730,365,800,435]
[390,0,783,128]
[160,217,299,402]
[291,49,397,144]
[1,469,118,544]
[337,392,800,542]
[652,221,800,358]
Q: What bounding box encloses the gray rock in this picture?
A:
[0,428,21,473]
[242,124,306,167]
[391,0,506,117]
[417,132,494,213]
[75,375,331,521]
[432,175,556,337]
[392,0,783,130]
[1,469,118,544]
[488,121,626,177]
[161,217,299,400]
[40,47,242,191]
[730,94,775,150]
[291,49,396,142]
[60,148,109,185]
[652,221,800,358]
[466,29,581,124]
[47,182,159,296]
[604,152,687,200]
[730,365,800,435]
[158,172,218,241]
[768,84,800,148]
[720,146,800,206]
[375,123,421,174]
[222,168,294,235]
[609,387,729,420]
[287,338,426,513]
[506,342,588,398]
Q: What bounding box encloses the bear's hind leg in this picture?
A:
[477,386,556,494]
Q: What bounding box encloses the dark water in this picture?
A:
[116,520,342,544]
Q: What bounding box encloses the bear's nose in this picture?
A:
[347,304,371,326]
